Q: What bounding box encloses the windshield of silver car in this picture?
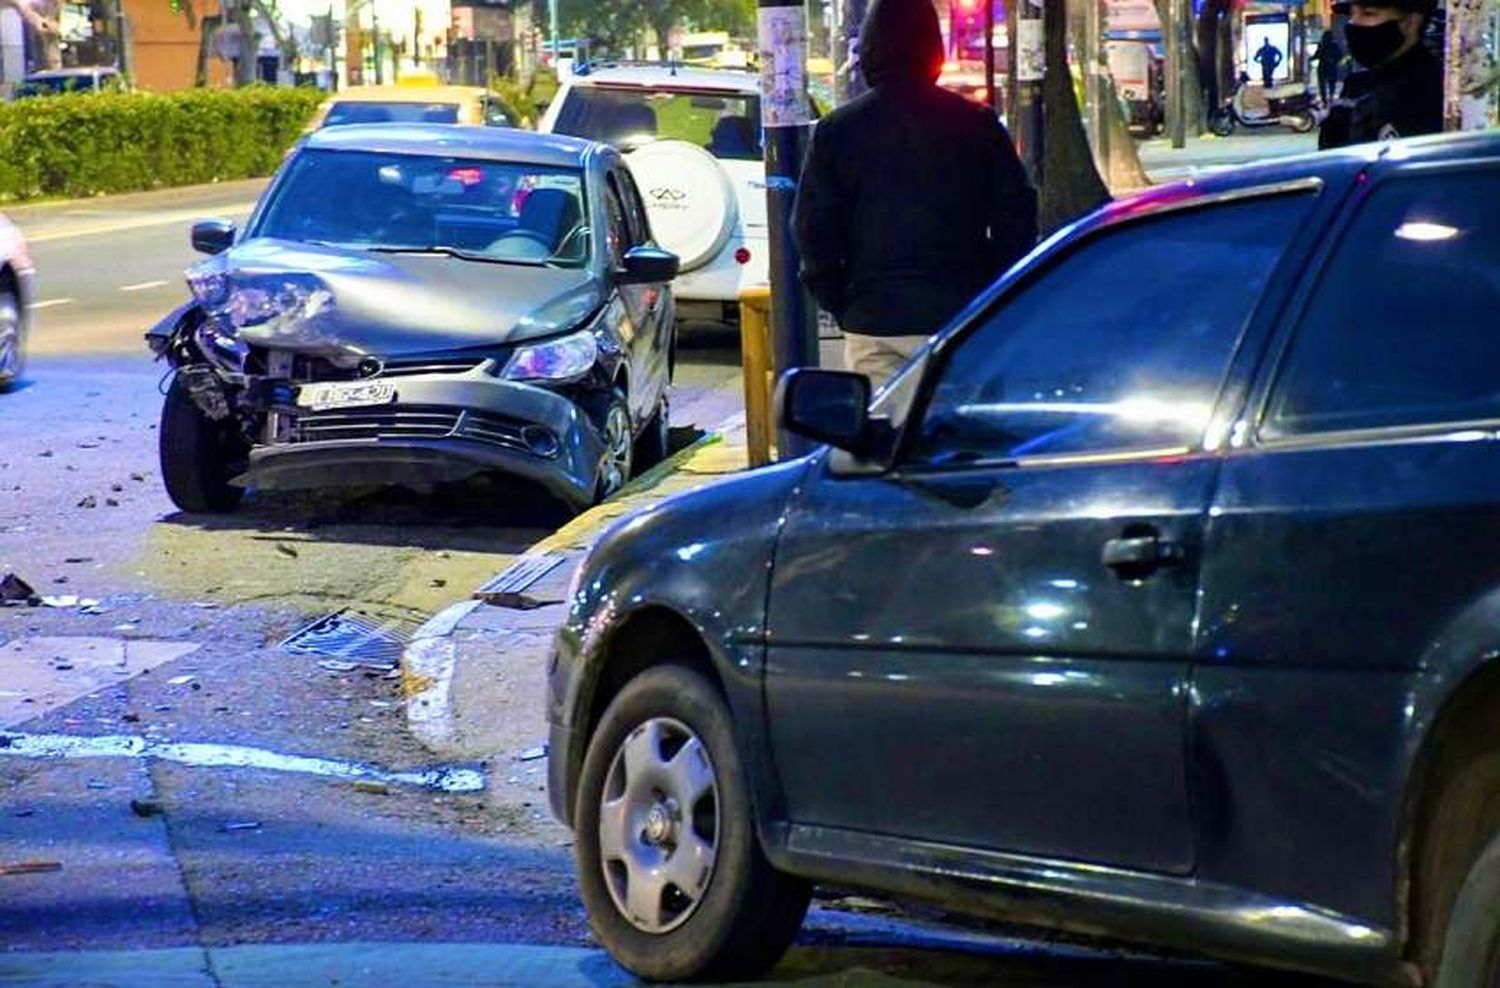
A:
[253,150,592,268]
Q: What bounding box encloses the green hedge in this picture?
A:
[0,86,325,203]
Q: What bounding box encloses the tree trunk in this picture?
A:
[233,4,257,86]
[1099,74,1151,190]
[1040,0,1111,233]
[1154,0,1205,133]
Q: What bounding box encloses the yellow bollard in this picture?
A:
[737,285,775,467]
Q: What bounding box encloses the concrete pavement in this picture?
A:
[1137,132,1320,183]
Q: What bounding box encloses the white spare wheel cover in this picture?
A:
[625,139,738,272]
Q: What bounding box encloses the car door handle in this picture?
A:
[1101,531,1185,577]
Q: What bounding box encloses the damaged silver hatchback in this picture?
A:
[146,125,679,514]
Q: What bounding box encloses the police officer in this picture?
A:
[1319,0,1443,148]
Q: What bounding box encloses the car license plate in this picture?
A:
[296,381,396,412]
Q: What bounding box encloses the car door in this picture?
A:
[1195,160,1500,927]
[764,187,1318,874]
[616,166,673,410]
[601,170,656,424]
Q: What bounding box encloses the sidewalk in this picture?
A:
[399,416,753,838]
[1138,131,1319,184]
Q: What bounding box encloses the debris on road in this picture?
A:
[40,595,80,608]
[351,780,391,795]
[76,495,97,509]
[516,746,548,763]
[474,553,567,609]
[63,557,94,564]
[274,543,299,558]
[1,861,62,876]
[1,573,41,607]
[221,821,263,833]
[317,659,359,673]
[166,675,195,686]
[129,798,163,818]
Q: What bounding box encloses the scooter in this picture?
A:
[1208,71,1317,136]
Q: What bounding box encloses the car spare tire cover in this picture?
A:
[625,140,738,273]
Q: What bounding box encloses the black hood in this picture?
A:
[860,0,944,86]
[189,238,606,359]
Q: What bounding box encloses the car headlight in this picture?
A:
[503,329,599,383]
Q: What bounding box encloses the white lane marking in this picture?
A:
[25,203,256,244]
[28,298,73,310]
[0,730,486,793]
[119,280,170,293]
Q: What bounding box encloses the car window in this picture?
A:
[482,98,511,127]
[553,85,763,160]
[915,192,1313,465]
[602,177,630,266]
[253,149,591,267]
[1264,169,1500,437]
[614,169,650,247]
[322,101,461,127]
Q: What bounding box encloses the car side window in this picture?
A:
[616,169,652,247]
[1264,169,1500,437]
[915,192,1313,465]
[603,176,630,267]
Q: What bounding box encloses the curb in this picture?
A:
[399,416,746,755]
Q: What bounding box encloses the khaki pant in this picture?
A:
[843,332,930,389]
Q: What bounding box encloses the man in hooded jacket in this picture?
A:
[792,0,1038,386]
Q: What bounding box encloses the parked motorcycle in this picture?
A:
[1208,71,1317,136]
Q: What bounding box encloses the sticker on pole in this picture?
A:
[758,6,811,128]
[1016,20,1046,82]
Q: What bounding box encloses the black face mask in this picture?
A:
[1345,19,1406,68]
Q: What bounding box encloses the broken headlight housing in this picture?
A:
[501,329,599,383]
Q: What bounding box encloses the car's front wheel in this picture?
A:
[0,283,24,390]
[159,375,248,513]
[594,389,634,502]
[573,665,810,982]
[1435,828,1500,987]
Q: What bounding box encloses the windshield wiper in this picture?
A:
[362,245,548,267]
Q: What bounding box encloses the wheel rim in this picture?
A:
[599,403,632,497]
[0,290,20,381]
[597,716,720,934]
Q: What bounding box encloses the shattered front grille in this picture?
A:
[293,355,488,382]
[280,607,421,669]
[285,405,533,454]
[290,406,461,444]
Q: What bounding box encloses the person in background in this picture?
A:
[1254,37,1285,87]
[1319,0,1442,147]
[1312,27,1345,105]
[792,0,1038,388]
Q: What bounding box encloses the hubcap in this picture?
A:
[598,404,632,497]
[0,290,20,382]
[597,716,720,934]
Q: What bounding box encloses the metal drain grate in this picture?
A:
[280,607,420,669]
[474,552,568,608]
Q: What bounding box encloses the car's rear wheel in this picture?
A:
[634,393,670,472]
[594,390,634,502]
[160,374,247,513]
[0,283,23,390]
[574,665,810,982]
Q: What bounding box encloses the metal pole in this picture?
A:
[1084,0,1100,149]
[758,0,818,458]
[1165,0,1185,147]
[984,0,997,113]
[1013,0,1044,178]
[372,8,383,84]
[548,0,559,69]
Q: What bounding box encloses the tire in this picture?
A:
[159,374,247,513]
[0,284,23,391]
[573,665,811,982]
[633,392,670,472]
[1289,111,1316,134]
[593,388,634,503]
[1435,829,1500,988]
[1209,110,1235,137]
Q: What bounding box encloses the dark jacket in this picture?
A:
[792,0,1038,337]
[1319,42,1443,148]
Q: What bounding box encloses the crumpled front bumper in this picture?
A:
[241,373,606,508]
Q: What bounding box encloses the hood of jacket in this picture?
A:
[860,0,945,87]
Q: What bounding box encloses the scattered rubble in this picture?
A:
[76,495,97,509]
[274,543,299,558]
[0,861,62,876]
[221,821,262,833]
[129,798,163,818]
